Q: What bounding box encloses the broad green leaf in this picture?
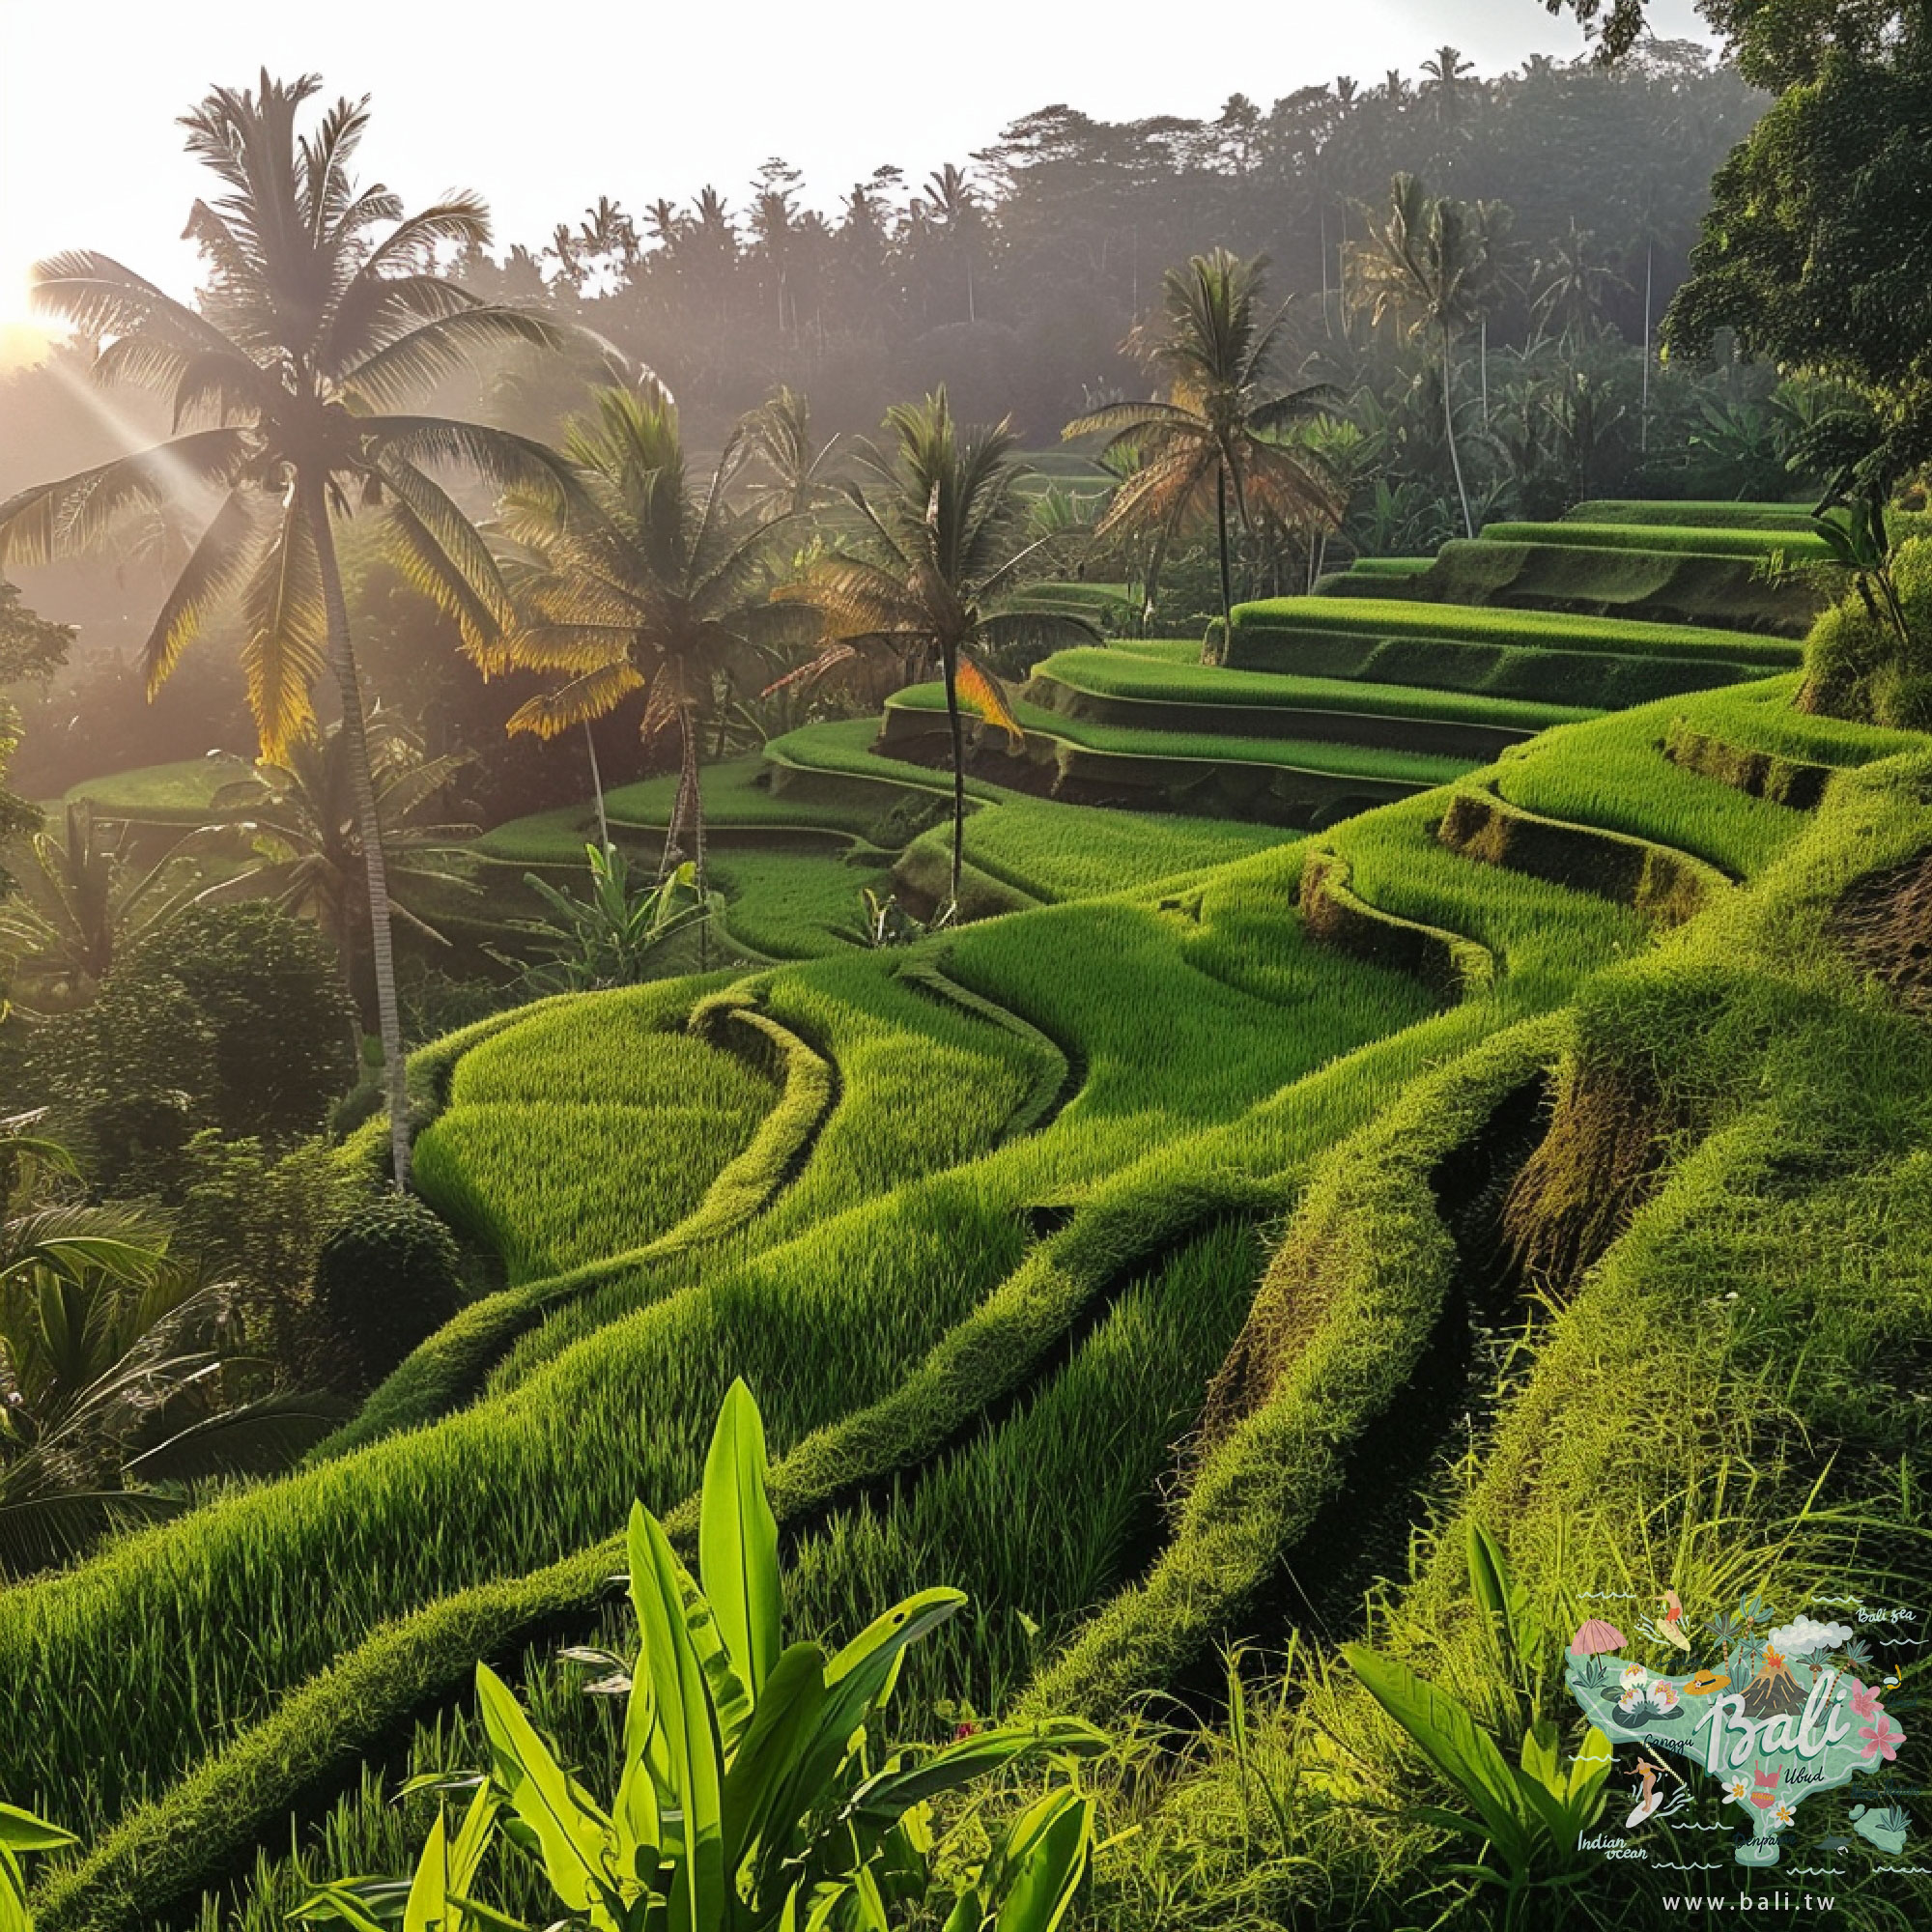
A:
[474,1662,611,1913]
[825,1588,967,1690]
[629,1503,725,1932]
[1569,1725,1613,1802]
[720,1642,830,1895]
[1518,1719,1562,1801]
[401,1786,499,1932]
[941,1884,983,1932]
[0,1804,74,1855]
[613,1639,663,1883]
[1465,1520,1518,1664]
[846,1719,1107,1827]
[990,1789,1093,1932]
[402,1807,454,1932]
[670,1551,754,1756]
[1,1846,32,1932]
[1341,1643,1533,1871]
[287,1886,393,1932]
[700,1378,781,1704]
[770,1590,966,1850]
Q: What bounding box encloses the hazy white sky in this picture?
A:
[1,0,1716,327]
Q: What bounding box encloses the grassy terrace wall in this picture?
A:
[876,682,1464,824]
[1344,536,1826,635]
[1023,646,1591,753]
[1564,497,1819,529]
[1218,596,1799,711]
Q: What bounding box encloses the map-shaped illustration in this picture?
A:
[1564,1601,1906,1866]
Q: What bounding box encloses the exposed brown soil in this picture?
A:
[1833,845,1932,1017]
[1297,848,1485,1003]
[1662,717,1832,810]
[1501,1051,1684,1293]
[1436,784,1720,923]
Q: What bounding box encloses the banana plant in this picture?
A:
[298,1381,1103,1932]
[1341,1520,1609,1923]
[1,1798,74,1931]
[494,847,717,992]
[1810,496,1911,650]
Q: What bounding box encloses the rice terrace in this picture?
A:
[2,2,1931,1927]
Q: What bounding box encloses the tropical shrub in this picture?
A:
[27,903,355,1194]
[170,1133,368,1383]
[296,1382,1104,1931]
[1340,1523,1611,1924]
[1802,530,1932,728]
[494,846,718,991]
[310,1194,465,1393]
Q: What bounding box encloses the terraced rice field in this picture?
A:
[14,502,1932,1931]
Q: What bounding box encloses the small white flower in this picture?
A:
[1774,1802,1795,1828]
[1621,1663,1649,1690]
[1727,1776,1751,1804]
[1618,1687,1644,1711]
[1652,1681,1680,1712]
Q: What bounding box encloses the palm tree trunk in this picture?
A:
[1441,326,1475,540]
[305,484,412,1193]
[679,704,709,968]
[1215,465,1235,645]
[584,721,610,852]
[943,641,966,911]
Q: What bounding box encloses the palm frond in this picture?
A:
[341,308,583,412]
[121,1388,350,1484]
[954,654,1025,748]
[372,456,514,648]
[366,416,583,515]
[0,432,253,569]
[29,251,242,363]
[140,488,266,695]
[774,557,929,639]
[504,662,646,738]
[240,494,327,759]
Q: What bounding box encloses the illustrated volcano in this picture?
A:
[1739,1647,1808,1719]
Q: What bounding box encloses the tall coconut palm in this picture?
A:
[0,73,589,1189]
[488,376,799,901]
[1062,249,1341,648]
[778,391,1101,911]
[1346,173,1513,539]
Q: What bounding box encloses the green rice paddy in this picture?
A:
[15,501,1932,1932]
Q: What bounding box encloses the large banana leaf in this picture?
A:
[700,1378,781,1705]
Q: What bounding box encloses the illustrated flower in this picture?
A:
[1621,1663,1649,1690]
[1618,1686,1644,1712]
[1652,1681,1680,1712]
[1774,1801,1795,1828]
[1851,1683,1882,1720]
[1727,1776,1752,1804]
[1860,1716,1903,1763]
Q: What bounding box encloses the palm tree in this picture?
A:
[487,376,797,902]
[778,391,1100,911]
[0,803,215,1013]
[0,73,588,1190]
[1346,173,1513,539]
[1062,249,1341,645]
[1531,219,1631,344]
[740,384,841,522]
[202,712,478,1017]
